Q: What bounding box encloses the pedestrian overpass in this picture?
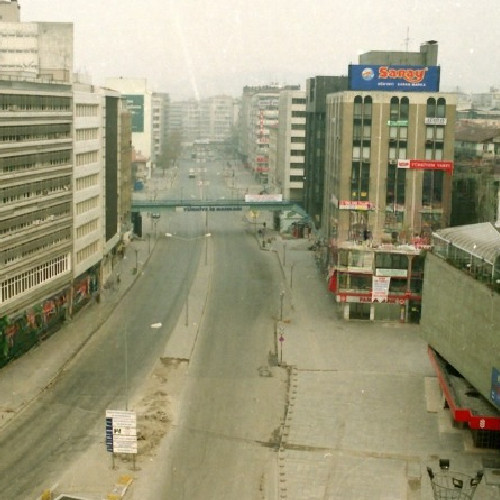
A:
[131,198,310,219]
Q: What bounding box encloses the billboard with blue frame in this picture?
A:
[349,64,440,92]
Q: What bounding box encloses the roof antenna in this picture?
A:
[404,27,411,52]
[403,27,412,63]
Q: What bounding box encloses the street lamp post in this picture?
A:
[124,328,129,411]
[280,290,285,321]
[205,232,211,265]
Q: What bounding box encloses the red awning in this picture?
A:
[428,347,500,431]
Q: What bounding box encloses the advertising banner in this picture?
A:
[397,159,453,174]
[338,200,375,211]
[349,64,440,92]
[372,276,391,303]
[124,94,144,132]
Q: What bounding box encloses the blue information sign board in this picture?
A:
[491,367,500,406]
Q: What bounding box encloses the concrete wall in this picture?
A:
[37,22,73,83]
[420,252,500,407]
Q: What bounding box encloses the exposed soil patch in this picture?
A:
[131,357,188,459]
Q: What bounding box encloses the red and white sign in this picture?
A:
[336,293,410,304]
[372,276,391,303]
[338,200,374,211]
[398,159,453,174]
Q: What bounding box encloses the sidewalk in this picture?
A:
[0,237,150,430]
[269,234,500,500]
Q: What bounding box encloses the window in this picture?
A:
[426,98,436,117]
[353,123,362,140]
[363,96,372,117]
[390,97,399,120]
[437,98,446,118]
[351,162,370,200]
[386,163,406,205]
[400,97,409,120]
[375,253,408,269]
[1,255,70,304]
[422,170,444,205]
[353,95,362,117]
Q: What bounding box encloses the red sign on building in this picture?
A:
[398,159,453,174]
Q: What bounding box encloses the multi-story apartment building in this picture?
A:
[166,96,236,148]
[106,77,153,179]
[0,79,74,359]
[0,1,72,82]
[323,41,457,321]
[274,90,306,203]
[119,108,133,231]
[452,123,500,226]
[199,95,237,144]
[0,2,132,365]
[239,84,300,184]
[303,76,348,229]
[71,80,103,314]
[151,93,169,170]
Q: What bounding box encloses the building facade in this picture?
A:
[238,84,300,184]
[0,1,73,83]
[303,76,348,229]
[323,41,457,321]
[324,90,457,247]
[274,89,306,203]
[105,77,153,180]
[0,79,74,361]
[151,92,169,170]
[0,3,132,365]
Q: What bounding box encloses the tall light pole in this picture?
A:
[124,327,129,411]
[280,290,285,321]
[205,233,211,265]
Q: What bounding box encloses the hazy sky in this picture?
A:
[19,0,500,100]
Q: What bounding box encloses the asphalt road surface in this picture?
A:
[160,210,288,499]
[0,155,288,499]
